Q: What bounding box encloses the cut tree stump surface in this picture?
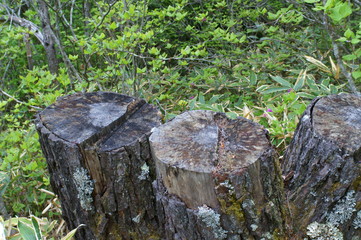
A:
[150,110,286,239]
[36,92,162,240]
[150,110,271,208]
[282,93,361,238]
[313,93,361,152]
[39,92,140,144]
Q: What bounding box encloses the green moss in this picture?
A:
[272,227,288,240]
[329,182,342,194]
[219,196,246,223]
[127,222,162,240]
[351,174,361,192]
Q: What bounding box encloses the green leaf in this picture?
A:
[148,47,160,55]
[69,54,78,60]
[297,92,316,99]
[328,2,352,22]
[293,75,305,91]
[268,12,278,20]
[351,38,360,44]
[31,217,42,240]
[97,33,105,39]
[343,54,357,61]
[337,37,347,42]
[304,0,320,3]
[352,71,361,79]
[18,220,37,240]
[109,22,117,30]
[61,224,85,240]
[0,100,8,110]
[180,46,191,56]
[344,28,355,39]
[260,87,290,94]
[238,35,247,43]
[136,67,147,74]
[330,84,338,94]
[256,85,270,92]
[270,75,292,88]
[306,77,319,91]
[175,12,187,21]
[250,72,257,86]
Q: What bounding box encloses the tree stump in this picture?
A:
[35,92,162,240]
[149,110,287,240]
[282,93,361,238]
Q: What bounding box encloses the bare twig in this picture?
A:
[49,29,83,87]
[90,1,118,38]
[0,87,42,110]
[70,0,76,26]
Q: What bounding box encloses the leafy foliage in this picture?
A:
[0,0,360,237]
[0,215,83,240]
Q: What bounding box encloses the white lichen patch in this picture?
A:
[73,167,94,211]
[132,213,142,223]
[250,224,258,231]
[353,211,361,229]
[197,205,227,239]
[219,180,234,194]
[138,163,150,180]
[307,190,358,239]
[327,190,356,226]
[306,222,343,240]
[260,232,273,240]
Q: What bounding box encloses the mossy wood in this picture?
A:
[36,92,162,240]
[150,110,287,240]
[283,93,361,238]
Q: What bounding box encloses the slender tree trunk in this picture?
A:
[37,0,59,74]
[83,0,92,37]
[23,33,34,70]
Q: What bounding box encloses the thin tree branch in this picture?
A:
[49,29,83,87]
[90,0,117,38]
[0,14,45,46]
[70,0,76,26]
[0,87,42,110]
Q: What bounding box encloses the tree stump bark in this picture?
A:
[282,93,361,238]
[149,110,287,240]
[35,92,162,240]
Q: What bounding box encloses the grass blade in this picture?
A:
[270,75,292,88]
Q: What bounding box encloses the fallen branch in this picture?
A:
[0,15,45,46]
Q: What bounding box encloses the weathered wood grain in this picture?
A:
[282,93,361,238]
[36,92,162,240]
[150,110,286,240]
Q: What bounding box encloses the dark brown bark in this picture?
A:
[36,92,162,239]
[150,110,287,240]
[37,0,59,74]
[282,93,361,238]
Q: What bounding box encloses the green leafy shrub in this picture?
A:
[0,1,360,238]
